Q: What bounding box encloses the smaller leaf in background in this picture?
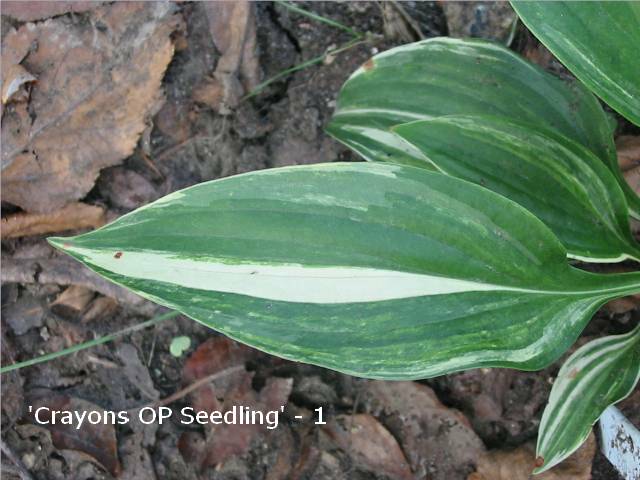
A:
[511,1,640,127]
[169,336,191,358]
[327,37,640,218]
[393,115,640,263]
[535,326,640,473]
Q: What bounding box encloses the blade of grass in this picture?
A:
[275,0,362,38]
[0,310,180,374]
[243,37,366,100]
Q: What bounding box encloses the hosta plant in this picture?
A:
[51,1,639,475]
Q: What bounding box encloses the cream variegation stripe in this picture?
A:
[63,246,626,304]
[66,246,507,303]
[328,123,433,164]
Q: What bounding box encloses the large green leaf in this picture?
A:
[48,163,640,379]
[327,37,640,218]
[393,115,640,263]
[511,1,640,127]
[536,325,640,473]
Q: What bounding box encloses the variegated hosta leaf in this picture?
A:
[536,326,640,473]
[327,37,640,218]
[48,163,640,379]
[511,1,640,127]
[393,115,640,263]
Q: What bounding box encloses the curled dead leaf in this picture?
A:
[51,285,94,319]
[1,64,36,105]
[1,2,181,212]
[195,0,260,114]
[1,202,105,238]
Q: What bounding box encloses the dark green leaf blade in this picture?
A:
[511,1,640,127]
[48,163,640,379]
[327,37,640,218]
[536,326,640,473]
[393,115,640,263]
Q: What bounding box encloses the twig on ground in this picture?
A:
[129,365,245,412]
[0,311,180,374]
[243,38,367,100]
[275,1,362,38]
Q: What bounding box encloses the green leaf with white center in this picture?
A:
[536,325,640,474]
[327,37,640,219]
[393,115,640,263]
[48,163,640,379]
[511,1,640,127]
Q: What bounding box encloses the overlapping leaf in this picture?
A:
[393,115,640,262]
[49,163,640,379]
[327,37,640,218]
[536,326,640,473]
[511,1,640,127]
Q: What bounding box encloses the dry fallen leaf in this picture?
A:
[604,294,640,314]
[26,392,121,476]
[82,295,118,324]
[323,413,413,480]
[0,1,102,22]
[202,375,292,469]
[193,0,260,114]
[440,1,518,44]
[1,64,36,105]
[469,432,595,480]
[179,337,292,470]
[362,380,485,480]
[1,2,180,212]
[616,135,640,172]
[51,285,94,319]
[182,336,257,388]
[1,202,105,238]
[381,2,425,43]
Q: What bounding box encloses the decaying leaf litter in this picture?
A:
[1,2,637,479]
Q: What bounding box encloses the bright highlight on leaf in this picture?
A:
[393,115,640,263]
[327,37,640,219]
[536,326,640,473]
[511,1,640,127]
[49,163,640,380]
